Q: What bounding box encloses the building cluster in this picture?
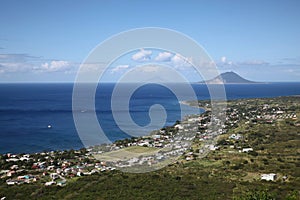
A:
[91,115,202,169]
[226,100,298,125]
[0,150,115,186]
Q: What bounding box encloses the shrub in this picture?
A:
[235,189,275,200]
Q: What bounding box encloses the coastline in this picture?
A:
[3,95,298,155]
[1,82,300,154]
[2,95,299,156]
[1,96,299,195]
[179,100,209,111]
[2,100,205,156]
[0,103,211,178]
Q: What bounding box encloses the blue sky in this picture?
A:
[0,0,299,82]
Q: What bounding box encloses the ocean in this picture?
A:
[0,82,299,154]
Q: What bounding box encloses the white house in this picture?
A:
[77,171,83,176]
[152,135,161,140]
[210,145,219,151]
[138,141,149,147]
[6,179,17,185]
[174,124,183,130]
[50,173,59,180]
[261,173,277,181]
[229,134,242,140]
[47,165,55,171]
[10,165,18,170]
[6,158,19,162]
[241,148,253,153]
[45,181,56,186]
[185,156,193,161]
[188,118,198,122]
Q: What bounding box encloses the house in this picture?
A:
[50,173,59,180]
[6,171,16,177]
[188,118,198,122]
[174,124,183,130]
[229,134,242,140]
[282,175,288,181]
[6,179,17,185]
[156,155,164,160]
[19,154,30,160]
[241,148,253,153]
[205,144,219,151]
[6,158,19,162]
[154,143,163,148]
[0,170,9,176]
[77,171,83,176]
[261,173,277,181]
[152,135,161,140]
[138,141,149,147]
[185,156,193,161]
[47,165,55,170]
[56,168,62,174]
[57,180,66,186]
[45,181,56,186]
[10,165,18,170]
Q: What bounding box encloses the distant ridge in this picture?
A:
[200,72,257,84]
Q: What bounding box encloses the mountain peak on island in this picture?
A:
[202,71,257,84]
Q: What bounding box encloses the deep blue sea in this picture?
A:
[0,83,300,154]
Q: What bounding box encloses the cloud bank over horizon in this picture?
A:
[0,50,299,82]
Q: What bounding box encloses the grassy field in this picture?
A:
[94,146,159,161]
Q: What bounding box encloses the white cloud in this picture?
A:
[285,68,300,76]
[0,54,37,73]
[136,65,159,73]
[0,62,33,73]
[111,65,129,73]
[155,52,172,62]
[170,54,193,68]
[0,54,76,74]
[219,56,235,66]
[38,60,71,72]
[79,62,107,73]
[218,56,268,67]
[0,54,37,62]
[237,60,269,66]
[131,49,152,62]
[221,56,227,63]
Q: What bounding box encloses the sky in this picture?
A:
[0,0,300,82]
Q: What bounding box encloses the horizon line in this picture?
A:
[1,81,300,84]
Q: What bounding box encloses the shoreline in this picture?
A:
[2,95,299,155]
[1,95,299,189]
[1,101,203,156]
[179,100,209,111]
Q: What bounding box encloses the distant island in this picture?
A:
[200,71,258,84]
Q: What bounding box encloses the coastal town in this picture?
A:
[0,96,299,197]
